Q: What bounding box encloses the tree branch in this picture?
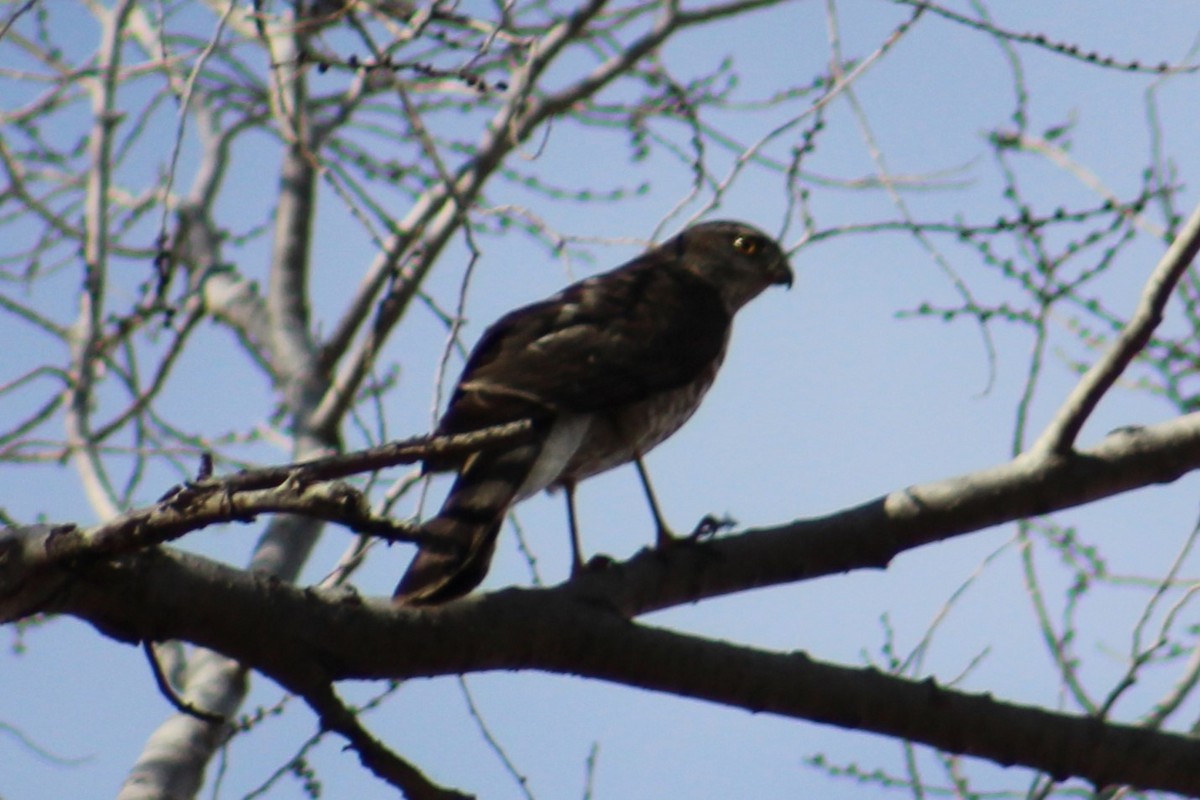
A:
[16,487,1200,797]
[300,682,471,800]
[1033,199,1200,455]
[2,421,534,588]
[142,640,226,725]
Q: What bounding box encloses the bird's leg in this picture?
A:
[563,478,587,576]
[634,455,677,547]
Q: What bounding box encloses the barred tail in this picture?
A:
[394,440,542,605]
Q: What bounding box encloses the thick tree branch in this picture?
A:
[9,413,1200,793]
[7,410,1200,626]
[13,513,1200,797]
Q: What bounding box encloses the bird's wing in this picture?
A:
[438,255,732,436]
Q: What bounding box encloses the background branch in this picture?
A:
[1033,199,1200,455]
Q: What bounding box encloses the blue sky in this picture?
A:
[4,2,1200,798]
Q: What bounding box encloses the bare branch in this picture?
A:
[0,1,37,44]
[20,443,1200,799]
[143,641,226,725]
[1033,200,1200,455]
[67,0,138,521]
[300,682,471,800]
[5,410,1200,621]
[6,421,533,579]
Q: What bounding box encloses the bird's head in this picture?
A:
[670,220,794,313]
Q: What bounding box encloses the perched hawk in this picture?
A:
[395,220,792,604]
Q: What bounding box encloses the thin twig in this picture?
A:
[302,682,470,800]
[0,0,36,43]
[142,640,226,725]
[457,677,534,799]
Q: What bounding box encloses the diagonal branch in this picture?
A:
[5,411,1200,628]
[300,682,471,800]
[3,421,534,584]
[9,410,1200,630]
[10,413,1200,795]
[1032,200,1200,455]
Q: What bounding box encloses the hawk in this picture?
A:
[395,220,793,604]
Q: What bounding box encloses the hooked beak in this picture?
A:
[773,257,795,289]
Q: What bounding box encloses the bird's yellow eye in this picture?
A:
[732,234,760,256]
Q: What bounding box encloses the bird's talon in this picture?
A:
[688,513,735,540]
